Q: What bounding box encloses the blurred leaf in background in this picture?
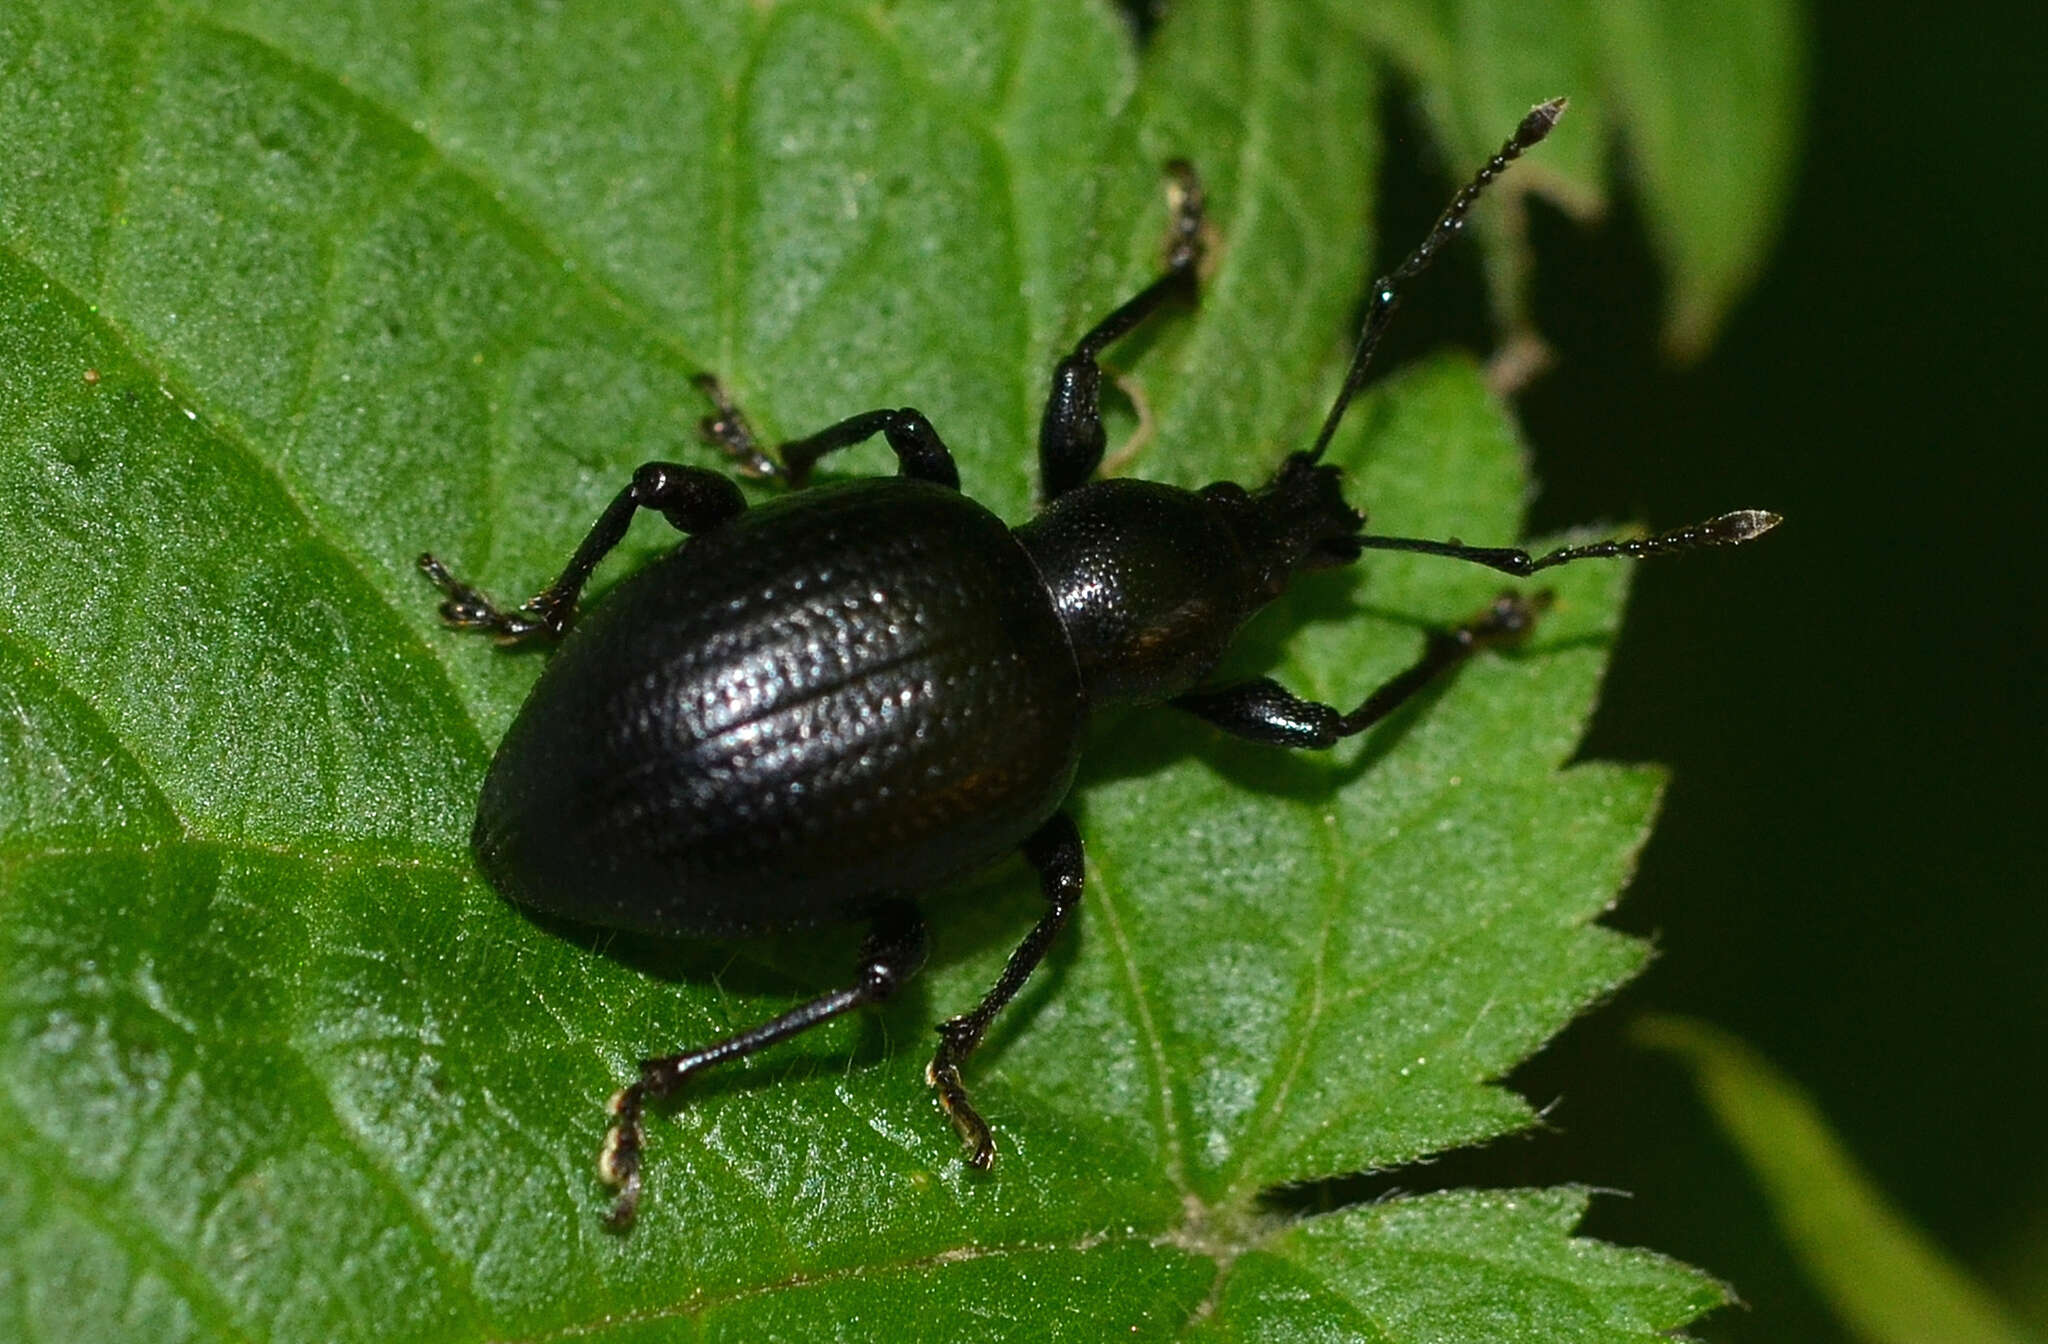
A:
[1642,1018,2043,1344]
[0,1,1796,1339]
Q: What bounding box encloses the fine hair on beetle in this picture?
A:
[419,97,1778,1228]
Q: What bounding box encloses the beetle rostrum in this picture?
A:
[419,98,1778,1229]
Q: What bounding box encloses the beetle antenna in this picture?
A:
[1354,508,1784,575]
[1304,97,1566,465]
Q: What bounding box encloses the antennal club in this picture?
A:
[1305,96,1566,464]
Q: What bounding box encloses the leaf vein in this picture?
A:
[0,1098,259,1344]
[0,231,496,774]
[91,5,168,299]
[505,1232,1157,1343]
[1087,853,1188,1193]
[0,623,188,838]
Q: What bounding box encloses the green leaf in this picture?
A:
[1191,1188,1726,1342]
[1592,0,1806,356]
[0,3,1788,1339]
[1640,1018,2045,1344]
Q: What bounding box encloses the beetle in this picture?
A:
[419,99,1776,1227]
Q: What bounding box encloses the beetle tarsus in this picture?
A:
[1161,158,1207,274]
[417,552,569,646]
[692,373,784,481]
[599,1082,646,1229]
[928,1034,998,1168]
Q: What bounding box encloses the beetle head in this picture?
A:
[1201,451,1365,600]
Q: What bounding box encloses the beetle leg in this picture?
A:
[692,373,961,491]
[599,900,928,1229]
[418,462,745,647]
[777,407,962,490]
[1038,160,1207,500]
[1171,592,1550,747]
[928,811,1084,1168]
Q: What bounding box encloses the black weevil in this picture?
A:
[419,100,1777,1227]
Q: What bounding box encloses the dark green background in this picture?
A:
[1392,1,2044,1338]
